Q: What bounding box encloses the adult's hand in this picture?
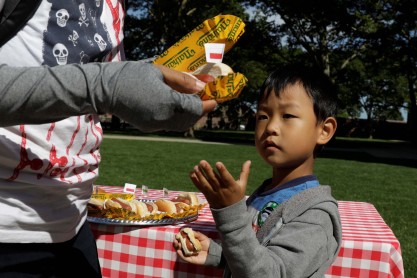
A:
[153,64,215,94]
[153,64,217,114]
[189,160,251,209]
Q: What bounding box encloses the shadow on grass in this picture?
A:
[322,139,417,168]
[319,147,417,168]
[103,128,417,168]
[196,131,417,168]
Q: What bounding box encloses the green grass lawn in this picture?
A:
[95,137,417,276]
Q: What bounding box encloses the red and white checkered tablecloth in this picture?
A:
[327,201,404,278]
[89,186,404,278]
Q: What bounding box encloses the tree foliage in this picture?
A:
[122,0,417,143]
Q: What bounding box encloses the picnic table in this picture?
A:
[89,185,404,278]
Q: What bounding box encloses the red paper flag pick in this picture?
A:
[210,53,223,59]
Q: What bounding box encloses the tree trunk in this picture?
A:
[407,77,417,145]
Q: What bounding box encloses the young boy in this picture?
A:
[174,65,342,277]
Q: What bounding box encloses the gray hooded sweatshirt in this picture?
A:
[0,62,202,130]
[205,186,342,278]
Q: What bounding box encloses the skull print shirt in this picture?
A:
[0,0,125,243]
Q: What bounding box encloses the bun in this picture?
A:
[171,192,199,206]
[145,202,158,214]
[87,198,104,212]
[155,199,177,214]
[103,198,120,209]
[131,200,151,218]
[104,197,132,211]
[192,62,233,78]
[174,202,189,213]
[155,199,189,214]
[175,227,202,256]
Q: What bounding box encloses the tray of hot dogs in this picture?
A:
[87,192,205,226]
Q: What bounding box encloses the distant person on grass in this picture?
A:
[174,65,342,277]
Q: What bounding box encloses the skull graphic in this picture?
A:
[94,33,107,52]
[53,43,68,65]
[79,3,86,19]
[56,9,69,27]
[78,3,89,26]
[95,0,101,7]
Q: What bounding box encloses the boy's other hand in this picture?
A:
[173,230,210,265]
[190,160,251,209]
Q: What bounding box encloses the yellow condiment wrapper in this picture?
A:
[91,193,135,201]
[199,73,248,103]
[95,203,207,221]
[153,15,245,72]
[153,14,247,102]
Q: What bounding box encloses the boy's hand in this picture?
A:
[190,160,251,209]
[173,230,210,265]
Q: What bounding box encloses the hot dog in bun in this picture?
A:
[88,198,104,210]
[170,192,199,206]
[103,198,158,218]
[130,200,158,218]
[104,197,132,210]
[87,198,104,216]
[175,227,202,256]
[155,199,189,214]
[192,62,233,78]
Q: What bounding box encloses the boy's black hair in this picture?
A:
[258,64,338,123]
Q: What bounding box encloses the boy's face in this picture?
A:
[255,83,323,172]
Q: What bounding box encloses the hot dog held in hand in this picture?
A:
[153,15,248,103]
[175,227,202,256]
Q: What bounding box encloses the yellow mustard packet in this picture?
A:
[153,15,248,102]
[199,72,248,103]
[91,193,135,201]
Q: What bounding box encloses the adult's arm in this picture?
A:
[0,62,210,131]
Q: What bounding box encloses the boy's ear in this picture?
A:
[317,117,337,145]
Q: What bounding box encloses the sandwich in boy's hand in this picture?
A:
[175,227,202,256]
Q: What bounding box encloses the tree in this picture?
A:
[124,0,248,60]
[121,0,415,142]
[242,0,416,142]
[338,51,406,138]
[242,0,372,78]
[380,0,417,143]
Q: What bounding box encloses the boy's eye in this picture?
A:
[257,114,268,121]
[283,114,295,119]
